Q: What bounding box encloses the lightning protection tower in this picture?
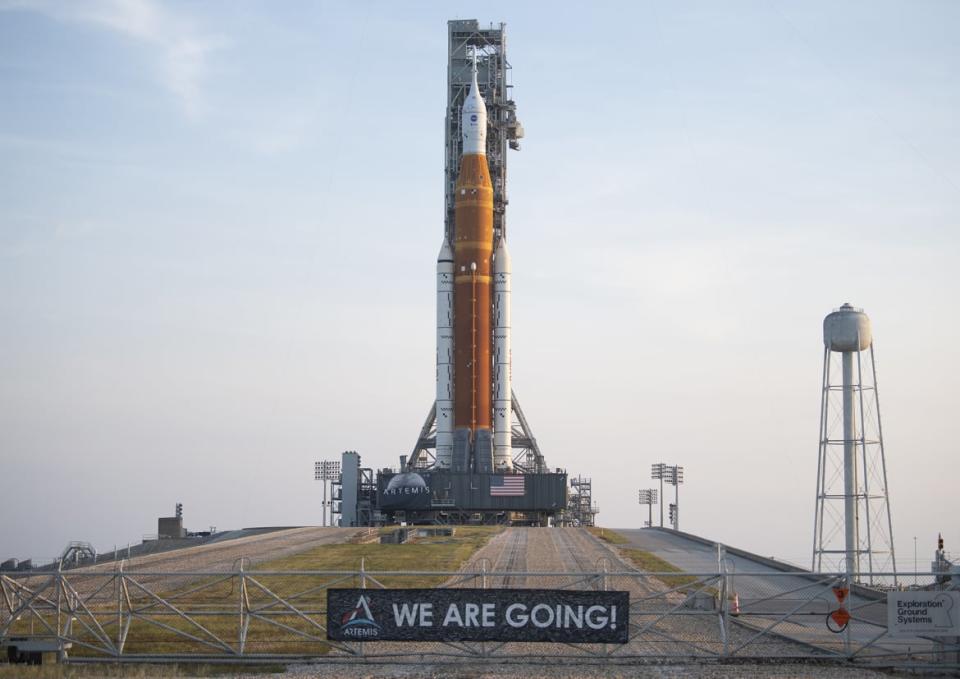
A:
[812,303,897,585]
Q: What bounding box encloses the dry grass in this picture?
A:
[260,526,500,580]
[619,548,701,589]
[586,527,629,545]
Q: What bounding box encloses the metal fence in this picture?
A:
[1,561,957,669]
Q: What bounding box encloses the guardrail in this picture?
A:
[1,564,956,668]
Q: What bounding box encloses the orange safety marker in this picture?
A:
[730,592,741,616]
[827,585,851,632]
[830,608,851,627]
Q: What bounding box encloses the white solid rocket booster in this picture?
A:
[435,239,454,469]
[493,237,513,471]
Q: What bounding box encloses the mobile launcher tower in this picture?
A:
[377,21,567,526]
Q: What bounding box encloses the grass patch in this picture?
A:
[587,527,629,545]
[620,548,700,589]
[255,525,502,587]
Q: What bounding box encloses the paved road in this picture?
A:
[614,527,933,660]
[87,526,360,573]
[5,526,362,598]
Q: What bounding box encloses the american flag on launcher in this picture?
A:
[490,475,525,497]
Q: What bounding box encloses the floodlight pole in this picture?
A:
[659,476,664,527]
[651,464,666,528]
[653,463,684,531]
[638,488,658,528]
[315,459,341,527]
[669,466,684,531]
[674,475,679,530]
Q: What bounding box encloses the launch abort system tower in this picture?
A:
[379,20,565,526]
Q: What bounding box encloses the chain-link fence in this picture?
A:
[1,563,956,669]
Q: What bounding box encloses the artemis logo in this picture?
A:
[340,594,381,638]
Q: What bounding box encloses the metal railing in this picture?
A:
[1,562,956,668]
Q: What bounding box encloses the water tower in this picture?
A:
[812,303,897,585]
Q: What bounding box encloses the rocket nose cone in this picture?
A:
[437,239,454,273]
[437,239,453,261]
[494,239,511,272]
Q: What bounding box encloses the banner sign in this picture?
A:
[379,472,433,510]
[887,590,960,637]
[327,588,629,643]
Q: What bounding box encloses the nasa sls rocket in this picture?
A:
[435,55,513,473]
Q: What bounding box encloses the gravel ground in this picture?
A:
[271,659,917,678]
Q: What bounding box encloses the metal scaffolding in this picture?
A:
[566,476,599,527]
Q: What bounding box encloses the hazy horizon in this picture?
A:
[2,1,957,573]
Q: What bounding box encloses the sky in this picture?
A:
[1,1,958,572]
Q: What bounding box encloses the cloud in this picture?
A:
[0,0,225,117]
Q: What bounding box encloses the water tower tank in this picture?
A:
[823,303,871,352]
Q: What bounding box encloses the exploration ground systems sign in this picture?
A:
[887,591,960,638]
